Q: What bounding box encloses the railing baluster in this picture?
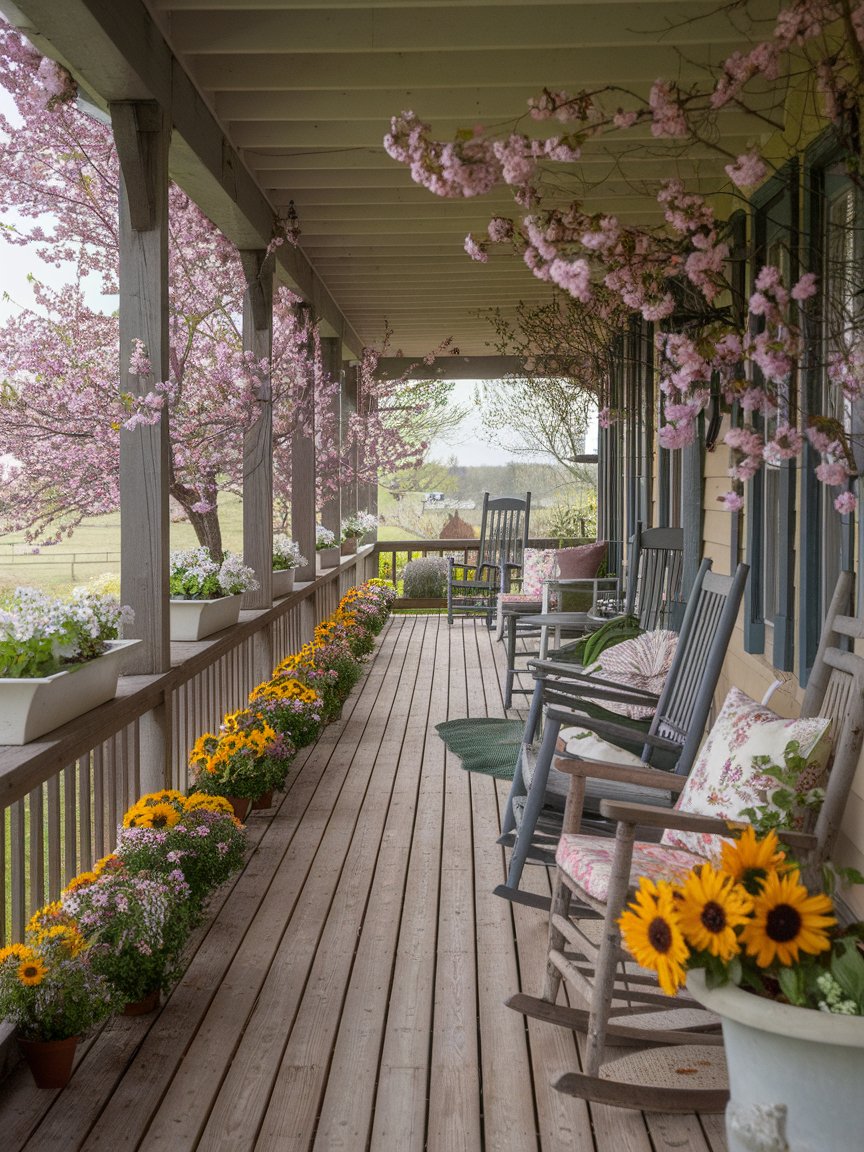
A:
[29,786,44,918]
[79,754,92,872]
[11,800,25,941]
[93,744,105,858]
[47,774,61,898]
[64,763,77,884]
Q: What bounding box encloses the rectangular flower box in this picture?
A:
[169,594,242,641]
[317,546,341,570]
[0,639,141,745]
[271,568,296,599]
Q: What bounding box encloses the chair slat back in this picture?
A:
[477,492,531,578]
[645,561,749,773]
[625,525,684,632]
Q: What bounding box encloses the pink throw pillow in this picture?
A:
[555,541,607,579]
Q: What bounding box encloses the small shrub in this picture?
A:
[402,556,448,599]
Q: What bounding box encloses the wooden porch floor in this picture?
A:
[1,615,725,1152]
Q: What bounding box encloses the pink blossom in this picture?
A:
[725,151,768,189]
[648,80,688,138]
[816,460,853,486]
[791,272,818,301]
[718,491,745,512]
[548,257,591,301]
[834,491,858,514]
[464,233,488,262]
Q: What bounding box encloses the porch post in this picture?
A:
[291,307,317,589]
[360,370,378,530]
[239,250,274,611]
[342,363,360,519]
[112,99,171,791]
[318,337,343,544]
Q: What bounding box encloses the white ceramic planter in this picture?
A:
[271,568,296,598]
[169,594,242,641]
[317,546,341,570]
[0,639,141,745]
[688,968,864,1151]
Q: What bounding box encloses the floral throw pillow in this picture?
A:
[661,687,832,861]
[590,630,678,719]
[521,548,558,597]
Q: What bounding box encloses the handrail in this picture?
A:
[0,548,376,944]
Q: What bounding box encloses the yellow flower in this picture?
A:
[618,877,689,996]
[135,803,181,829]
[27,902,63,934]
[136,789,185,807]
[185,792,234,815]
[38,924,86,957]
[719,826,787,892]
[17,955,47,986]
[740,868,836,968]
[62,870,98,894]
[92,853,119,876]
[0,942,30,963]
[675,864,752,960]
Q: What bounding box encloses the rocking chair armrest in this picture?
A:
[544,706,675,753]
[597,802,821,855]
[533,663,662,706]
[551,756,687,793]
[598,801,728,832]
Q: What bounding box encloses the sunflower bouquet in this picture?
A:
[247,676,324,749]
[619,827,864,1013]
[115,791,247,910]
[189,711,296,802]
[0,919,120,1041]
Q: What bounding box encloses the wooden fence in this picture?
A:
[0,551,376,948]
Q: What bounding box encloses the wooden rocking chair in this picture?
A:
[496,560,749,902]
[446,491,530,625]
[508,571,864,1113]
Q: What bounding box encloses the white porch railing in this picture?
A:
[0,551,376,948]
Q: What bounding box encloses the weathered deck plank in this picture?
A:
[0,616,726,1152]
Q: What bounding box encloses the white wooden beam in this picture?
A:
[318,337,343,543]
[291,310,317,584]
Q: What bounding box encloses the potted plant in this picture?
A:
[169,547,258,641]
[116,791,247,913]
[188,709,296,816]
[340,510,378,554]
[58,863,193,1014]
[247,675,324,750]
[272,535,307,598]
[619,827,864,1151]
[0,918,120,1087]
[315,525,340,569]
[0,586,138,744]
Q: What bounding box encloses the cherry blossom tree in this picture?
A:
[385,0,864,513]
[0,22,449,552]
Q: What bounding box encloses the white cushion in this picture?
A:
[560,725,646,768]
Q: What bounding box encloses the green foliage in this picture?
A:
[739,739,826,835]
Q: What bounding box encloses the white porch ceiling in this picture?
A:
[5,0,781,356]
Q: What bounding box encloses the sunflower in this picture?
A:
[185,792,234,815]
[136,803,181,829]
[17,955,47,986]
[27,902,63,933]
[0,942,31,963]
[137,789,185,807]
[675,864,752,960]
[719,826,787,893]
[740,868,836,968]
[618,876,689,996]
[92,853,120,876]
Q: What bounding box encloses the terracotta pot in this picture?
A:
[225,795,251,822]
[122,987,160,1016]
[18,1035,79,1089]
[251,789,274,811]
[340,537,358,555]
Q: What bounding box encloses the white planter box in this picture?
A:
[271,568,296,598]
[0,639,141,745]
[317,546,341,570]
[688,968,864,1152]
[169,594,242,641]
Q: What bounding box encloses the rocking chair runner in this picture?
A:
[497,559,749,899]
[509,570,864,1113]
[446,491,530,625]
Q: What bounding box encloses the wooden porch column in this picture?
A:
[360,373,379,534]
[239,250,274,611]
[318,337,342,543]
[342,363,360,519]
[292,309,317,586]
[112,100,171,792]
